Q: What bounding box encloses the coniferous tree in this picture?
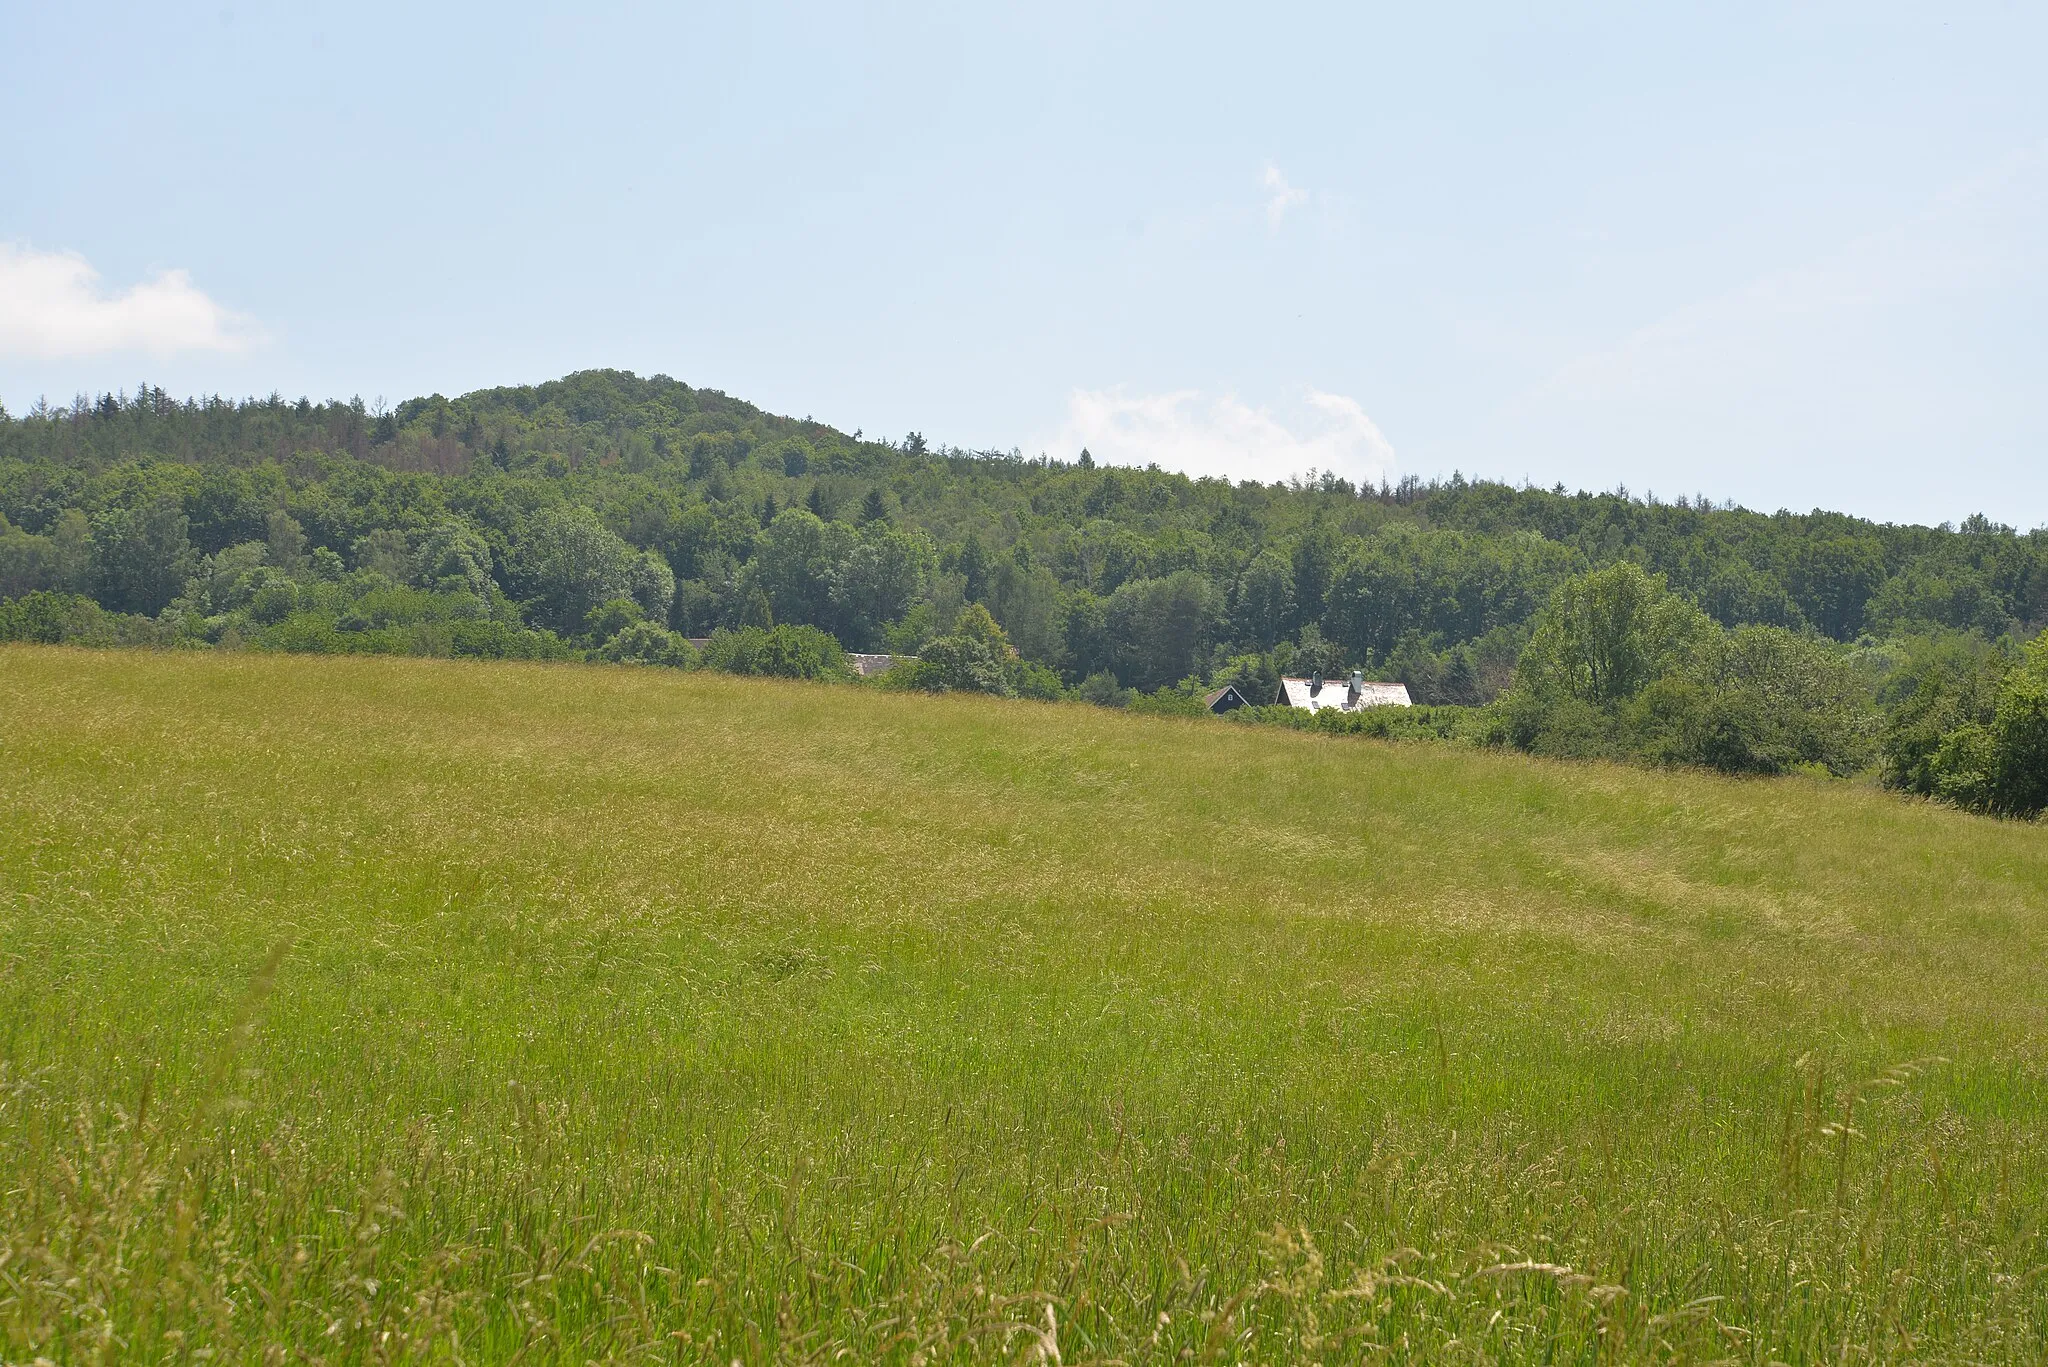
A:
[958,532,990,604]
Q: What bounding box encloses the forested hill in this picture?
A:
[5,369,2041,675]
[4,368,2047,815]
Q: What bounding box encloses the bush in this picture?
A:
[598,621,698,668]
[248,579,301,625]
[1072,671,1132,708]
[1505,571,1874,776]
[257,611,347,654]
[1503,691,1618,760]
[253,610,573,662]
[1626,627,1874,776]
[1877,629,2048,817]
[1231,701,1490,745]
[584,597,645,641]
[1982,634,2048,817]
[700,624,850,681]
[1127,677,1212,718]
[1879,635,2008,800]
[893,605,1031,697]
[1012,661,1066,701]
[0,591,157,647]
[444,620,576,661]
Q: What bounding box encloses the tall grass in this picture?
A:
[2,646,2044,1363]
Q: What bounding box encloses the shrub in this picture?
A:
[584,597,645,641]
[0,591,156,647]
[444,620,576,661]
[1072,672,1132,708]
[1627,627,1874,776]
[1878,630,2048,817]
[894,605,1027,697]
[598,621,698,668]
[1983,633,2048,818]
[700,624,850,680]
[1879,635,2008,800]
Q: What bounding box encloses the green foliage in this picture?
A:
[698,623,850,680]
[583,597,645,641]
[895,604,1025,696]
[249,605,574,662]
[515,505,638,634]
[1124,676,1213,717]
[1229,548,1295,649]
[0,590,157,646]
[1068,671,1127,707]
[831,525,934,650]
[0,508,90,599]
[1984,634,2048,817]
[1885,631,2048,817]
[7,369,2048,815]
[1879,634,2010,801]
[1103,570,1223,691]
[597,620,698,668]
[1382,623,1526,706]
[751,507,846,629]
[413,518,496,598]
[1236,698,1492,744]
[1503,567,1875,776]
[1626,627,1875,776]
[1515,562,1713,707]
[90,495,197,616]
[1214,650,1279,704]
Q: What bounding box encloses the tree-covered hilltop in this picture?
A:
[3,369,2044,814]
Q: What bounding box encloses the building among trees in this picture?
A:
[1275,671,1412,712]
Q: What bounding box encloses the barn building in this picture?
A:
[1274,670,1411,713]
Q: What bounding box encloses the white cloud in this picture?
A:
[0,244,261,359]
[1050,386,1396,486]
[1261,163,1308,231]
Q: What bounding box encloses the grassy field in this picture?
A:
[2,646,2045,1364]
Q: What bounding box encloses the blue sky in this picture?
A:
[4,2,2044,527]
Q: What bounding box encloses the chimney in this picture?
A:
[1349,669,1364,698]
[1309,670,1322,694]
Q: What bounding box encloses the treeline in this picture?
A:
[2,369,2044,815]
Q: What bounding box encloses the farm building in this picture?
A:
[847,653,904,678]
[682,642,906,678]
[1204,683,1256,714]
[1275,671,1411,713]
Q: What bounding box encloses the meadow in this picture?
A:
[1,646,2045,1364]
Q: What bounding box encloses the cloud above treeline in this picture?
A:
[1051,386,1396,487]
[0,244,261,359]
[1261,163,1308,230]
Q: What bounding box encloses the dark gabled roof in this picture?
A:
[1204,684,1253,713]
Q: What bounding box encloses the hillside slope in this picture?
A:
[2,646,2045,1362]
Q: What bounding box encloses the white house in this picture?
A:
[1275,670,1411,712]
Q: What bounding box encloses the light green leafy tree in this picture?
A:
[1514,561,1712,706]
[518,506,638,634]
[414,520,497,598]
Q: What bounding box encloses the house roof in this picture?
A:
[1275,675,1411,711]
[1204,684,1253,713]
[848,653,905,677]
